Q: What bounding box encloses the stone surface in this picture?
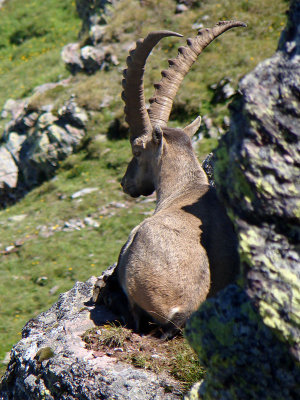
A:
[61,43,84,74]
[71,187,98,199]
[61,1,120,74]
[0,275,182,400]
[0,96,87,207]
[185,1,300,398]
[75,0,118,32]
[210,77,236,104]
[0,147,18,189]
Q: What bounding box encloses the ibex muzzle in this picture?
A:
[111,21,245,335]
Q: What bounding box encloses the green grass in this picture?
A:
[83,324,205,390]
[0,0,81,111]
[0,139,156,373]
[0,0,289,377]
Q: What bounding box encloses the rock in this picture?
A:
[33,79,70,96]
[175,4,188,13]
[185,1,300,398]
[71,187,98,199]
[36,112,58,129]
[175,0,201,10]
[62,42,119,74]
[80,45,106,73]
[84,216,100,228]
[1,98,27,121]
[191,22,204,30]
[201,153,215,187]
[0,147,18,189]
[90,24,106,44]
[0,96,88,206]
[210,77,236,104]
[61,42,84,74]
[201,115,219,138]
[48,285,60,296]
[63,218,85,231]
[0,276,182,399]
[7,214,27,222]
[23,111,40,128]
[5,132,27,161]
[58,96,88,128]
[75,0,119,32]
[61,1,121,75]
[222,115,230,128]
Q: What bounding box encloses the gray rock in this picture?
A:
[5,132,27,161]
[185,1,300,398]
[61,43,84,74]
[1,98,27,121]
[175,4,188,13]
[33,79,70,96]
[0,147,18,189]
[7,214,27,222]
[89,24,106,44]
[0,276,182,400]
[0,96,88,206]
[84,216,100,228]
[80,45,106,73]
[71,187,98,199]
[75,0,120,32]
[201,153,215,187]
[192,22,204,30]
[210,77,236,103]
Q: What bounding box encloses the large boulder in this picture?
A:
[185,1,300,398]
[61,1,120,74]
[0,96,87,207]
[0,274,183,400]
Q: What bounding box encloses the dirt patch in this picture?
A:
[82,323,205,390]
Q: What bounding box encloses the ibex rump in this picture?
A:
[95,21,245,335]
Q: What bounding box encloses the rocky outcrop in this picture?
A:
[62,0,119,74]
[0,95,87,207]
[62,42,119,75]
[0,273,183,400]
[75,0,118,33]
[185,0,300,398]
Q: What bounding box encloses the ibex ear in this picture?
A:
[183,116,201,138]
[152,125,163,145]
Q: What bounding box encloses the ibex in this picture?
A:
[94,21,245,335]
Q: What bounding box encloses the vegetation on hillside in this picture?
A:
[0,0,288,378]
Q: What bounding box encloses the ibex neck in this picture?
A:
[155,156,208,211]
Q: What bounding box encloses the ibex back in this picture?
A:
[99,21,245,334]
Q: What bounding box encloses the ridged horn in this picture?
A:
[122,30,183,139]
[148,20,247,128]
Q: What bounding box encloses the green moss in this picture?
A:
[35,347,54,363]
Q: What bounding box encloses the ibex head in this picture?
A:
[121,21,246,197]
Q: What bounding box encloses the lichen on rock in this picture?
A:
[0,275,183,400]
[185,0,300,398]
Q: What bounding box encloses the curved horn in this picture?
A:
[148,20,247,128]
[121,30,183,140]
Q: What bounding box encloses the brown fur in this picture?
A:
[117,127,239,333]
